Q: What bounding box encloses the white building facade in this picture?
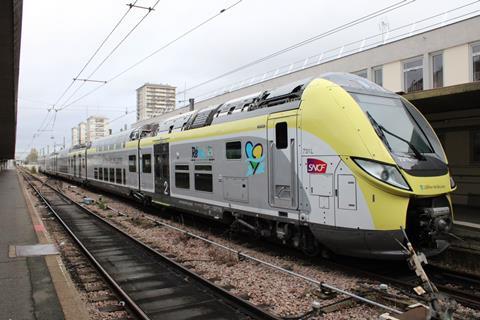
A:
[78,122,87,145]
[71,126,79,146]
[86,116,109,143]
[136,83,176,121]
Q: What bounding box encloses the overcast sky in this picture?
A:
[16,0,480,157]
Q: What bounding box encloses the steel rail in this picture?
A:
[28,170,405,315]
[21,170,281,320]
[22,172,151,320]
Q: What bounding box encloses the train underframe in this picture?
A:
[40,170,453,260]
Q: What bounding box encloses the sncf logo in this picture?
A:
[307,158,327,174]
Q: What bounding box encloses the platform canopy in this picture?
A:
[403,82,480,114]
[0,0,22,160]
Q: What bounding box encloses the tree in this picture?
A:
[25,148,38,164]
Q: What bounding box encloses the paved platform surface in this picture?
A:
[454,205,480,225]
[0,169,64,319]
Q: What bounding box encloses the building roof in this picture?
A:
[136,83,176,91]
[0,0,22,160]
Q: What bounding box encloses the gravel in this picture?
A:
[34,174,480,319]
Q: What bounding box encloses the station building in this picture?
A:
[179,15,480,208]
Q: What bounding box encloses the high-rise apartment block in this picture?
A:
[136,83,176,121]
[79,122,87,145]
[86,116,109,143]
[71,126,79,146]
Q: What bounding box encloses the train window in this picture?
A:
[226,141,242,159]
[175,172,190,189]
[129,155,137,172]
[94,168,98,179]
[194,173,213,192]
[195,165,212,171]
[275,122,288,149]
[99,167,103,180]
[142,154,152,173]
[116,168,122,184]
[175,164,189,171]
[103,168,108,181]
[109,168,115,182]
[123,169,126,184]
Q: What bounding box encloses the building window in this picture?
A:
[175,164,190,189]
[472,131,480,162]
[123,169,126,184]
[99,167,103,180]
[142,154,152,173]
[403,57,423,92]
[373,67,383,86]
[275,122,288,149]
[226,141,242,159]
[432,53,443,88]
[116,168,122,184]
[103,168,108,181]
[352,69,367,78]
[129,155,136,172]
[473,43,480,81]
[94,168,98,179]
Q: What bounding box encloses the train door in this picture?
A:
[154,143,170,196]
[78,154,82,178]
[73,155,77,177]
[267,115,298,209]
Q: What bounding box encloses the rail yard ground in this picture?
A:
[16,169,480,320]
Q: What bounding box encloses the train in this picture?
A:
[38,73,455,260]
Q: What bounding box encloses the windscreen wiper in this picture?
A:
[366,111,392,151]
[366,111,426,161]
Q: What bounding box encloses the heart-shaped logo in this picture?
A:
[245,141,264,175]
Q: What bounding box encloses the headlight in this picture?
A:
[353,158,411,190]
[450,176,456,189]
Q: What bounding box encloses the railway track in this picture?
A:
[21,170,280,320]
[28,170,480,317]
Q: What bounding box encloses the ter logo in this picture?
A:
[307,158,327,174]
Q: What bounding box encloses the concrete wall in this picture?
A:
[444,44,470,86]
[383,61,402,92]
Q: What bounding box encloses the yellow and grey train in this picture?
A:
[39,73,456,259]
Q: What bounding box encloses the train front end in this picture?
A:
[300,73,455,259]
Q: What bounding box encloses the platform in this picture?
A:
[0,169,76,319]
[454,205,480,229]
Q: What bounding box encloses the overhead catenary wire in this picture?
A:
[30,1,141,147]
[177,0,416,96]
[52,0,139,108]
[56,0,161,111]
[54,0,245,112]
[189,0,480,103]
[106,109,136,126]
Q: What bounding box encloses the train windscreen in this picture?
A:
[351,92,447,172]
